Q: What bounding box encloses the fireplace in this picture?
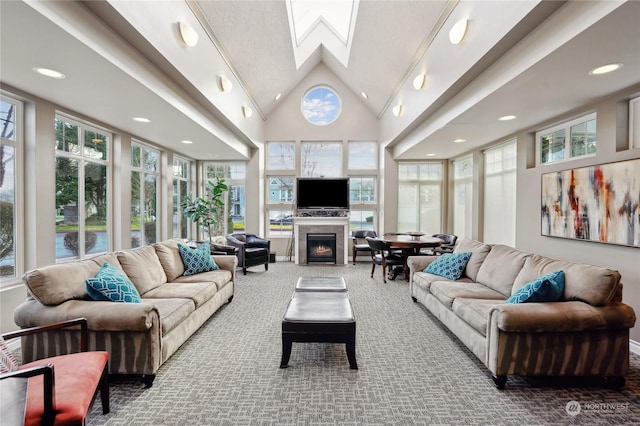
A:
[307,233,337,264]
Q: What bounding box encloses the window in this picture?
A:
[349,177,375,203]
[172,156,190,239]
[55,116,110,260]
[348,141,376,169]
[484,140,517,246]
[301,86,341,125]
[452,156,473,239]
[538,113,596,164]
[630,96,640,149]
[205,163,246,235]
[349,210,375,232]
[0,95,22,286]
[268,176,294,204]
[300,142,342,177]
[397,163,442,233]
[131,142,159,247]
[268,210,293,236]
[267,142,295,170]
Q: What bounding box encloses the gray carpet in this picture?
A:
[88,261,640,425]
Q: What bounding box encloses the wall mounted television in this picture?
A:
[296,178,350,211]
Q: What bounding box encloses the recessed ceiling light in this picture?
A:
[426,153,436,157]
[413,73,426,90]
[33,67,65,79]
[181,140,193,144]
[449,19,468,45]
[178,21,199,47]
[275,93,282,101]
[498,115,516,121]
[361,91,368,99]
[132,117,151,123]
[453,138,466,143]
[589,63,623,75]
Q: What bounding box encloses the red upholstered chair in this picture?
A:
[0,318,109,425]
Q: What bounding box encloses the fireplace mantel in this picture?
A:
[293,216,349,265]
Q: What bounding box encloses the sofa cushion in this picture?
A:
[143,298,195,336]
[178,243,219,276]
[476,245,530,297]
[154,239,186,282]
[453,239,491,281]
[143,282,217,309]
[513,255,621,306]
[424,252,471,280]
[89,253,125,272]
[430,281,506,310]
[413,272,474,293]
[86,263,142,303]
[452,298,504,336]
[22,258,102,306]
[116,246,167,295]
[506,270,564,304]
[171,270,234,292]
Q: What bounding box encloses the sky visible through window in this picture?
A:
[301,86,341,125]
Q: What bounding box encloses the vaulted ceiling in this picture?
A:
[1,1,639,161]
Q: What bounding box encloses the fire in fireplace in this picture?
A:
[307,233,337,264]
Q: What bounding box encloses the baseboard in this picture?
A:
[631,339,640,356]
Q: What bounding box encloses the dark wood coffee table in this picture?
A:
[280,280,357,369]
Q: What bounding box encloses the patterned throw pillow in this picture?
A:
[506,270,565,304]
[178,242,219,276]
[86,262,142,303]
[0,336,18,373]
[424,252,472,280]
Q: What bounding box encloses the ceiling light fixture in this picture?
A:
[218,76,233,93]
[361,91,368,99]
[449,19,468,45]
[453,138,466,143]
[426,153,436,157]
[33,67,66,79]
[392,103,403,117]
[275,93,282,101]
[181,140,193,144]
[243,106,253,118]
[132,117,151,123]
[413,73,426,90]
[178,21,199,47]
[589,63,623,75]
[498,115,516,121]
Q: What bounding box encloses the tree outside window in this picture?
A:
[131,143,159,247]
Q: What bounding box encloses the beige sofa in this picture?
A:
[14,239,236,387]
[408,239,636,389]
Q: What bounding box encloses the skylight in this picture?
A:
[286,0,359,69]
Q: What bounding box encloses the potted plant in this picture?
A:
[180,178,229,241]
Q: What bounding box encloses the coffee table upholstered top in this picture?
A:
[295,276,347,292]
[283,292,354,323]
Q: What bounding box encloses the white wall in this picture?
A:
[515,86,640,342]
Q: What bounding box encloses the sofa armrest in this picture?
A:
[407,255,438,282]
[489,301,637,333]
[14,299,160,332]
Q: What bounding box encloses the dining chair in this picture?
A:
[432,233,458,255]
[352,230,377,265]
[0,318,109,425]
[366,237,404,283]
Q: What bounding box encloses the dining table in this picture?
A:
[381,233,442,280]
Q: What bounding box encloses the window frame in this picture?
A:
[203,162,246,236]
[54,113,112,261]
[130,140,160,247]
[172,156,191,240]
[0,93,24,287]
[397,162,443,234]
[536,112,597,166]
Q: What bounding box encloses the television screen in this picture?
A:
[296,178,349,210]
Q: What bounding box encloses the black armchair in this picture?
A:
[352,230,377,265]
[432,233,458,255]
[226,233,271,275]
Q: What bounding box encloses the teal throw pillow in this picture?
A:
[86,262,141,303]
[506,270,565,304]
[178,242,219,276]
[424,252,472,280]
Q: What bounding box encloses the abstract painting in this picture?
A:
[541,158,640,247]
